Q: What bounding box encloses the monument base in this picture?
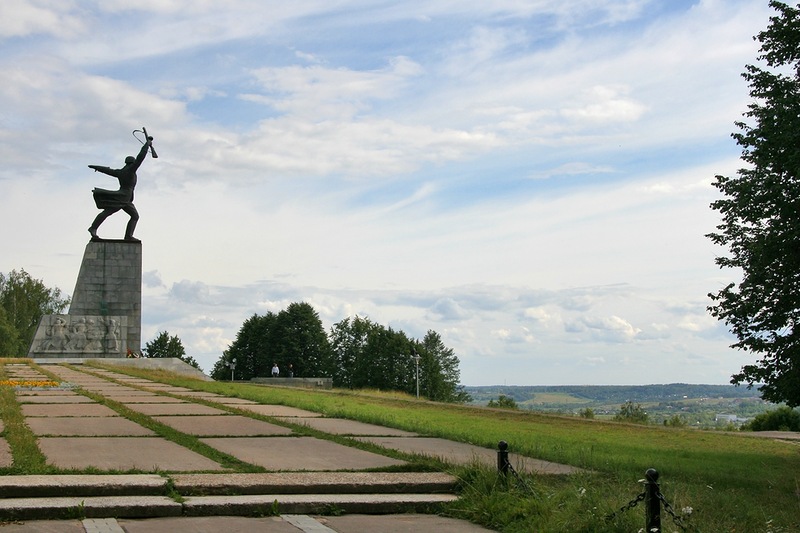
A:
[28,315,128,358]
[29,240,142,359]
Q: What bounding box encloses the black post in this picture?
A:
[644,468,661,532]
[497,441,510,475]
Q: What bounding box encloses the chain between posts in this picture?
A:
[606,490,646,522]
[606,469,692,532]
[658,490,690,531]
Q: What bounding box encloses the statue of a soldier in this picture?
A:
[87,134,154,242]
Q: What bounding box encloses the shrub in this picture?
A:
[487,395,518,410]
[613,401,648,424]
[743,406,800,432]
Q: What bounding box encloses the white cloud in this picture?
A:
[0,0,84,38]
[0,0,771,385]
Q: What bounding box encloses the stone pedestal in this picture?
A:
[28,241,142,358]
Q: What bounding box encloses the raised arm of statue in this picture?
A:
[130,140,150,171]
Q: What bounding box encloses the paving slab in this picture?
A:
[235,405,321,418]
[153,415,293,436]
[0,437,12,467]
[119,516,302,533]
[100,390,162,396]
[321,514,496,532]
[123,403,228,416]
[26,417,156,436]
[174,391,225,398]
[15,395,96,404]
[171,472,458,495]
[355,437,583,475]
[0,520,85,532]
[0,474,168,497]
[14,387,83,396]
[275,417,418,437]
[210,398,258,405]
[139,386,195,392]
[182,493,457,516]
[199,436,405,471]
[21,404,119,417]
[103,395,187,404]
[37,437,227,471]
[0,495,182,520]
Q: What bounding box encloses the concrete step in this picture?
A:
[0,493,458,521]
[184,493,459,516]
[0,473,461,520]
[0,472,458,498]
[171,472,459,495]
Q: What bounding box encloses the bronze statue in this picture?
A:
[87,133,155,242]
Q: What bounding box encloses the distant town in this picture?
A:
[465,384,771,429]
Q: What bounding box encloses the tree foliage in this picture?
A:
[212,304,469,403]
[487,395,518,410]
[211,302,332,381]
[743,406,800,431]
[329,316,469,402]
[143,330,200,369]
[708,1,800,406]
[613,401,648,424]
[0,269,70,356]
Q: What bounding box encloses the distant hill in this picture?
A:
[465,383,763,406]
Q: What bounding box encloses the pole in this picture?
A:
[497,441,510,475]
[411,349,421,399]
[644,468,661,532]
[416,357,420,398]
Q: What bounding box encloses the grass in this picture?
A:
[3,360,800,531]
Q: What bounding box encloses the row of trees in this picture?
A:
[0,269,70,356]
[211,302,469,403]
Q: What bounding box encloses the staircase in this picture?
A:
[0,472,459,520]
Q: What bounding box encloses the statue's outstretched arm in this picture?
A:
[88,165,115,176]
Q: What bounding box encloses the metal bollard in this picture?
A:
[497,440,510,475]
[644,468,661,532]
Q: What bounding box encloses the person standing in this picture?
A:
[271,363,280,377]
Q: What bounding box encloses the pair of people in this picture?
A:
[271,363,295,377]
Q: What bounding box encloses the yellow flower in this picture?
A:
[0,380,60,388]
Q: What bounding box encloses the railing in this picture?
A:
[496,441,692,532]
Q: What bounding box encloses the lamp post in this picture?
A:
[410,348,421,399]
[225,358,237,381]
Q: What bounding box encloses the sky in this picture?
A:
[0,0,776,386]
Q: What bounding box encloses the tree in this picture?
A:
[0,308,20,356]
[271,302,332,378]
[211,312,276,381]
[613,401,648,424]
[487,395,518,410]
[329,316,374,388]
[143,331,200,369]
[0,269,70,356]
[417,331,471,403]
[210,302,332,381]
[743,406,800,431]
[708,1,800,406]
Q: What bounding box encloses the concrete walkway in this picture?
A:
[0,361,582,531]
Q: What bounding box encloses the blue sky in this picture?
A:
[0,0,774,385]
